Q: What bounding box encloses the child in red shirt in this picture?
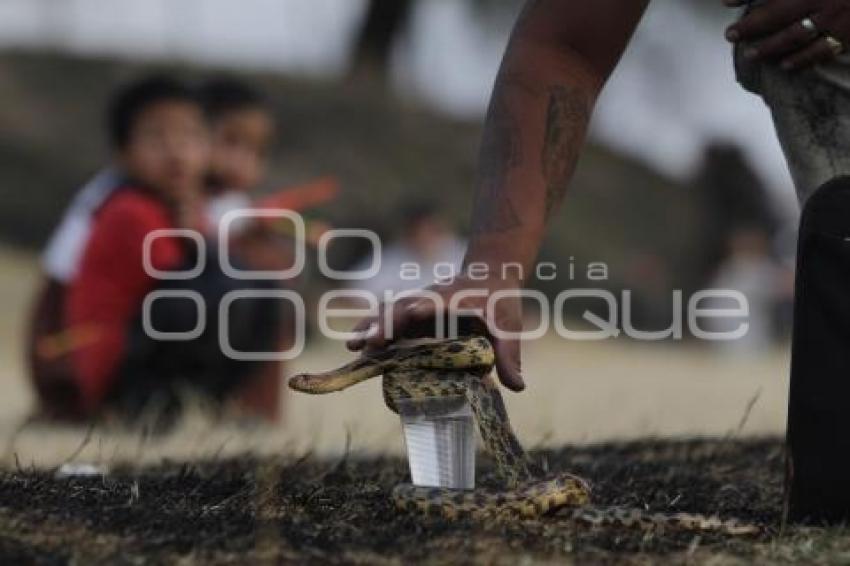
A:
[37,76,282,426]
[66,76,209,416]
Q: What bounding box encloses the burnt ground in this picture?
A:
[0,437,832,565]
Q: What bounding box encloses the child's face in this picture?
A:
[119,100,210,205]
[208,108,274,191]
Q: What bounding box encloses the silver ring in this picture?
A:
[825,35,845,55]
[801,17,818,35]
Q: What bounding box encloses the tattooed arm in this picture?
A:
[467,0,650,273]
[349,1,650,391]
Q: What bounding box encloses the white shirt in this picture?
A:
[42,168,123,283]
[352,236,467,297]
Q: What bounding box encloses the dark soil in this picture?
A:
[0,438,788,564]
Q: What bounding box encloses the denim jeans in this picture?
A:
[735,7,850,204]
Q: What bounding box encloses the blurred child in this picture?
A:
[31,75,281,425]
[199,77,290,423]
[200,77,336,245]
[202,78,275,224]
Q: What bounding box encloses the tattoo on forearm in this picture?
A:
[471,75,590,234]
[541,85,590,219]
[471,75,524,235]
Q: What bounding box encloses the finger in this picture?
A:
[406,296,439,320]
[493,337,525,392]
[746,19,820,60]
[348,293,446,351]
[345,316,378,350]
[402,297,445,338]
[361,298,417,350]
[782,37,840,70]
[726,0,810,42]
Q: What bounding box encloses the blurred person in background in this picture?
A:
[706,227,791,355]
[202,77,276,228]
[689,142,792,349]
[201,77,335,247]
[27,75,282,427]
[199,77,298,424]
[351,201,465,295]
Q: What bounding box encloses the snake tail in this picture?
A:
[392,475,591,520]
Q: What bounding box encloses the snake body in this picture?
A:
[289,336,759,535]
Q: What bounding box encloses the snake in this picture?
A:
[289,335,760,535]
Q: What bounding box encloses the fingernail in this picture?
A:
[726,28,739,42]
[509,368,526,390]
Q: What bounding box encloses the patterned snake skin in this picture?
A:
[289,336,759,535]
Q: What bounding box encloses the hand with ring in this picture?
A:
[724,0,849,70]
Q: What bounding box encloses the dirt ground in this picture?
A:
[0,438,792,565]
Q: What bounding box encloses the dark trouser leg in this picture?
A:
[109,254,282,426]
[787,177,850,523]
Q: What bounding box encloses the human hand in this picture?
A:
[346,274,526,392]
[724,0,848,70]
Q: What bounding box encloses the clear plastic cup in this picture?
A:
[397,395,476,490]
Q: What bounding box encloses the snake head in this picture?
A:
[288,372,337,394]
[289,336,496,395]
[289,352,390,394]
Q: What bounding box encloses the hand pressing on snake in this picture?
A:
[290,335,761,535]
[346,273,527,392]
